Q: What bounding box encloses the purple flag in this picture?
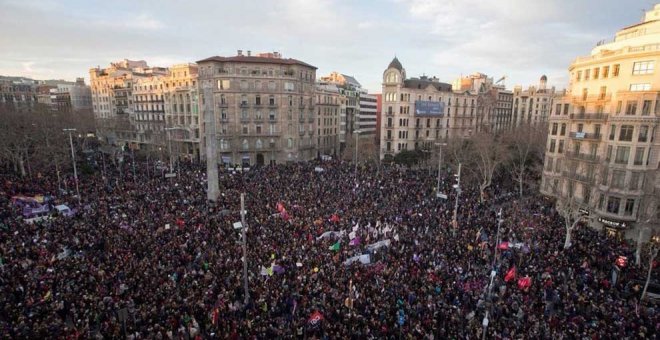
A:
[349,237,361,246]
[273,265,285,274]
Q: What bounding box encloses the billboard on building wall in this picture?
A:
[415,101,445,116]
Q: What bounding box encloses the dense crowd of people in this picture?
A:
[0,155,657,339]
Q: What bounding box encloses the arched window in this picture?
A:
[256,139,263,149]
[386,72,398,83]
[242,139,249,150]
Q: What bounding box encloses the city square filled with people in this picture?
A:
[0,157,657,339]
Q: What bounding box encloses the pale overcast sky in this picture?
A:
[0,0,655,92]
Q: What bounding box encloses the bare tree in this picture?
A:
[555,193,591,249]
[641,244,659,301]
[0,105,39,176]
[0,104,97,178]
[503,123,548,198]
[635,170,659,265]
[342,134,379,165]
[471,132,506,202]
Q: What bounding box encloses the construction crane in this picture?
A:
[495,76,507,86]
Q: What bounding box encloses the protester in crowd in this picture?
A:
[0,156,656,339]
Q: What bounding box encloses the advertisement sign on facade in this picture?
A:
[415,101,445,116]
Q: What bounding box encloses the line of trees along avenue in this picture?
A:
[0,104,97,181]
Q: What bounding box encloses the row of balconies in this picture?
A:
[564,151,601,163]
[569,132,601,141]
[223,117,278,123]
[570,94,612,103]
[561,171,596,184]
[219,102,281,108]
[569,113,608,121]
[221,117,313,124]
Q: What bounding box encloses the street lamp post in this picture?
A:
[354,130,362,175]
[240,193,249,305]
[164,127,176,173]
[452,162,462,229]
[435,142,447,198]
[63,128,81,205]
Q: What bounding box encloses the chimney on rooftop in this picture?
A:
[237,50,243,56]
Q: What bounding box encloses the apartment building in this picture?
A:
[130,75,167,151]
[163,64,201,159]
[197,51,317,166]
[359,92,378,139]
[512,75,557,127]
[314,82,341,157]
[0,77,38,109]
[380,57,484,159]
[541,4,660,239]
[453,72,512,132]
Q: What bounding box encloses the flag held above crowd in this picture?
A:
[343,254,371,266]
[329,241,341,252]
[366,239,391,252]
[517,276,532,291]
[308,310,324,329]
[504,267,516,282]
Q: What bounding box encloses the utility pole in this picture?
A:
[203,81,219,201]
[452,162,462,229]
[63,128,81,205]
[240,193,249,305]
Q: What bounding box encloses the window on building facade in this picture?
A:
[551,123,558,135]
[624,199,635,216]
[611,170,625,188]
[629,83,651,91]
[625,101,637,115]
[642,100,652,115]
[602,66,609,78]
[549,139,556,153]
[633,147,645,165]
[218,79,230,90]
[584,69,590,80]
[605,145,613,162]
[607,197,621,214]
[630,172,640,190]
[593,67,600,79]
[614,146,630,164]
[558,140,564,153]
[576,71,582,81]
[632,61,654,75]
[619,125,634,141]
[612,64,620,77]
[560,123,566,136]
[638,125,649,142]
